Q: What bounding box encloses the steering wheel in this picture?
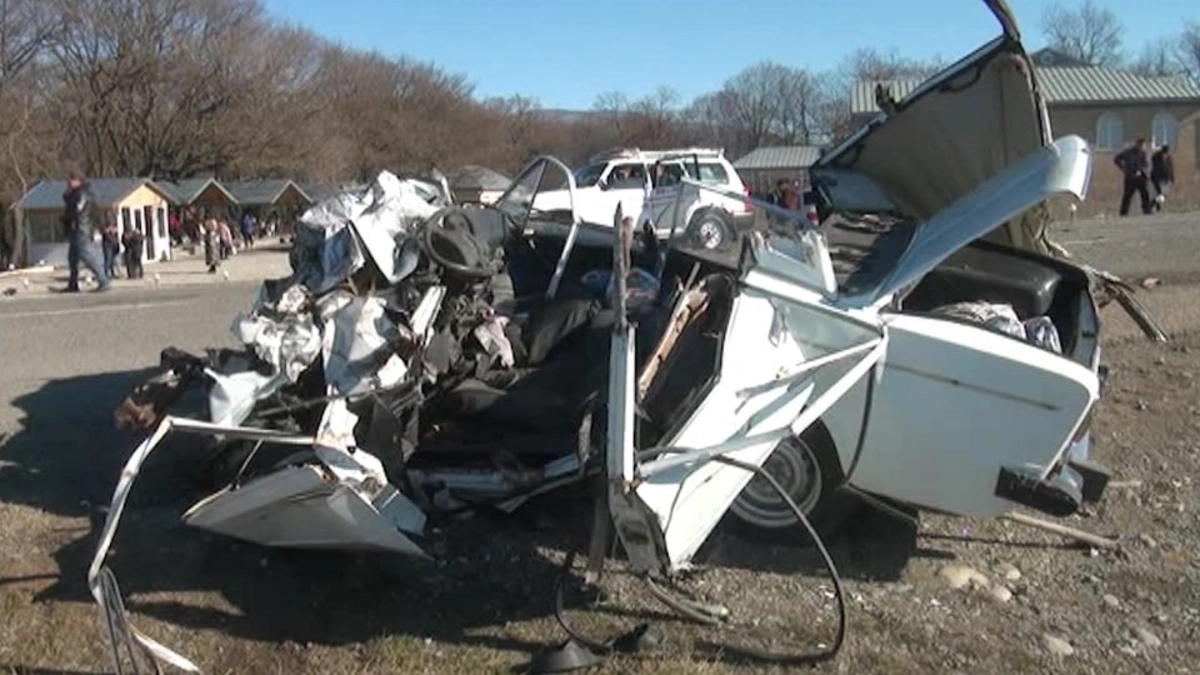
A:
[419,207,497,282]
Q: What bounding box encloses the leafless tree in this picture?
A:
[0,0,60,265]
[0,0,59,91]
[686,61,825,156]
[49,0,292,178]
[1178,21,1200,85]
[1041,0,1123,67]
[841,47,944,82]
[1131,40,1183,77]
[810,49,944,145]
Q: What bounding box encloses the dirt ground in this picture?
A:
[2,221,1199,674]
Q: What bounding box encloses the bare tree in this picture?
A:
[1131,40,1183,77]
[49,0,291,177]
[0,0,59,92]
[1041,0,1123,67]
[1179,21,1200,85]
[841,47,944,82]
[686,61,825,156]
[0,0,59,266]
[810,49,944,145]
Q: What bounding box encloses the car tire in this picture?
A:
[727,421,859,545]
[685,209,733,250]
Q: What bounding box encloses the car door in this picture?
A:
[619,220,887,569]
[596,161,649,226]
[831,136,1099,517]
[640,161,694,237]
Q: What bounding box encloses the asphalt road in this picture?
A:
[0,282,259,433]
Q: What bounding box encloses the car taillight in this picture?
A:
[743,186,752,213]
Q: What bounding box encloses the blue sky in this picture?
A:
[262,0,1196,109]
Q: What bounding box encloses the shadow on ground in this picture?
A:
[0,369,582,658]
[0,367,952,664]
[697,505,929,583]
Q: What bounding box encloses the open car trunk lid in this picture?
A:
[812,0,1055,255]
[840,135,1092,306]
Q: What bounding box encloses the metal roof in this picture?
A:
[157,178,237,206]
[223,179,311,206]
[1035,68,1200,104]
[298,183,343,203]
[451,165,511,191]
[851,66,1200,114]
[14,178,165,210]
[733,146,824,170]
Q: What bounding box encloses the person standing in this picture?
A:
[770,179,789,207]
[122,224,145,279]
[61,171,110,292]
[240,211,257,248]
[1150,145,1174,212]
[217,218,234,259]
[203,218,220,273]
[1114,138,1152,216]
[100,218,121,280]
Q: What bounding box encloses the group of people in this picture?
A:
[1113,138,1174,216]
[62,172,147,288]
[99,218,145,280]
[172,207,273,248]
[59,170,281,292]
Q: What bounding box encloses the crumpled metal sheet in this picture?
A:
[291,171,443,293]
[317,291,407,396]
[207,368,286,427]
[232,286,323,383]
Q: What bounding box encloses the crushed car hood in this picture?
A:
[812,0,1055,255]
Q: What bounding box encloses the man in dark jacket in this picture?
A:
[1114,138,1152,217]
[122,224,145,279]
[61,171,110,292]
[1150,145,1174,212]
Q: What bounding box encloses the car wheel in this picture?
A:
[728,422,858,544]
[685,210,732,250]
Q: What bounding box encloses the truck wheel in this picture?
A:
[728,422,859,545]
[685,210,733,250]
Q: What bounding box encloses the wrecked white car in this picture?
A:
[91,1,1145,670]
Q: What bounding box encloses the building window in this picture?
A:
[1152,112,1177,148]
[1095,112,1124,150]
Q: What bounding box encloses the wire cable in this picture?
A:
[546,448,848,669]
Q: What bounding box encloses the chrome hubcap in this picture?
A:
[731,437,822,529]
[695,220,723,248]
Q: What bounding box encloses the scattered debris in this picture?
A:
[1133,626,1162,649]
[1140,277,1161,289]
[1102,593,1121,609]
[1042,633,1075,657]
[995,562,1022,582]
[988,584,1013,603]
[939,565,990,591]
[1000,511,1121,550]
